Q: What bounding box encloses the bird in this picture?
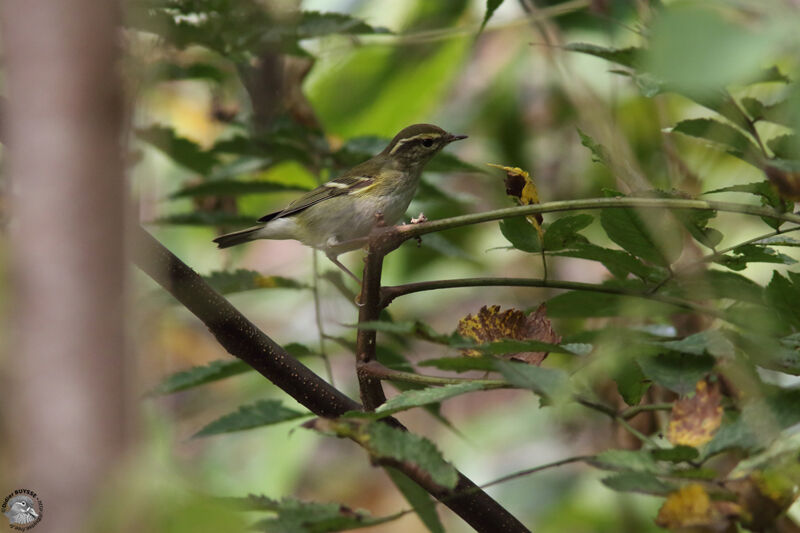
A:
[213,123,467,280]
[4,496,39,525]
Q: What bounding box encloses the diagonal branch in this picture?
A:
[133,226,529,533]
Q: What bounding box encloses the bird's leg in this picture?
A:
[326,251,361,283]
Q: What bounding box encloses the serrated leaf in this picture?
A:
[362,382,487,419]
[150,359,252,395]
[715,244,797,271]
[499,216,541,252]
[565,43,641,69]
[204,269,308,294]
[765,271,800,329]
[494,360,571,404]
[671,118,761,166]
[577,128,611,166]
[601,471,676,495]
[418,356,497,373]
[590,449,660,473]
[600,204,683,267]
[137,125,218,174]
[480,0,504,32]
[658,330,735,358]
[543,214,593,251]
[554,243,658,280]
[385,468,444,533]
[637,352,716,395]
[365,423,458,489]
[194,399,308,437]
[170,179,309,198]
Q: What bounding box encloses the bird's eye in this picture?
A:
[422,139,434,148]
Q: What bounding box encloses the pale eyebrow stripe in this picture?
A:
[389,132,442,155]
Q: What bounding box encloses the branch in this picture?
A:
[388,197,800,243]
[133,226,529,533]
[381,277,721,317]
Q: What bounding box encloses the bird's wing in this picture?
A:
[258,173,375,222]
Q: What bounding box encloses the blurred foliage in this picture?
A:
[127,0,800,531]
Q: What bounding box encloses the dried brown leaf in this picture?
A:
[656,483,740,532]
[668,379,723,447]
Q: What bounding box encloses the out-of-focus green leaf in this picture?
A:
[589,449,660,473]
[637,352,715,395]
[170,179,309,198]
[418,356,497,373]
[577,128,611,166]
[150,359,252,395]
[296,11,390,39]
[234,494,397,532]
[194,399,308,437]
[765,271,800,330]
[365,422,458,489]
[553,244,658,280]
[601,471,676,495]
[494,360,570,403]
[150,60,229,83]
[151,212,257,226]
[600,204,683,267]
[671,118,761,167]
[543,214,593,251]
[547,290,679,318]
[612,361,651,407]
[651,446,699,463]
[658,330,735,358]
[385,468,444,533]
[481,0,505,32]
[499,216,541,252]
[665,270,765,305]
[204,269,308,294]
[565,43,641,69]
[767,134,800,160]
[714,244,797,271]
[137,125,219,174]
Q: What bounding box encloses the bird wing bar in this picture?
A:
[257,174,375,222]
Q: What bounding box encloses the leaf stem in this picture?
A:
[620,402,673,420]
[479,455,590,489]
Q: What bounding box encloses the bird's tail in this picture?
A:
[213,225,264,249]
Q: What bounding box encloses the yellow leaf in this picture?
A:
[488,163,544,240]
[667,379,723,447]
[656,483,740,531]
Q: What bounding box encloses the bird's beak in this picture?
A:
[446,133,468,143]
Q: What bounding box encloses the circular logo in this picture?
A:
[2,490,43,531]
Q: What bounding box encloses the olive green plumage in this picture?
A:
[213,123,466,279]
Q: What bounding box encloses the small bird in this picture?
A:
[4,496,38,525]
[213,123,467,280]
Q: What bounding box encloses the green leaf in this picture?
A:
[651,445,699,463]
[601,471,676,495]
[577,128,611,166]
[364,382,487,419]
[565,43,640,69]
[715,244,797,271]
[385,469,444,533]
[234,494,396,532]
[658,330,735,358]
[494,360,570,403]
[637,352,715,395]
[543,214,593,251]
[553,243,657,280]
[767,134,800,159]
[754,236,800,247]
[612,361,651,407]
[546,290,679,318]
[589,449,660,473]
[150,359,251,395]
[499,216,541,252]
[481,0,505,32]
[705,180,790,214]
[193,399,308,437]
[356,320,447,344]
[600,204,683,267]
[204,269,308,294]
[137,125,218,174]
[170,179,309,199]
[418,357,497,373]
[365,423,458,489]
[665,270,764,305]
[671,118,761,166]
[296,11,390,39]
[765,271,800,329]
[151,212,257,226]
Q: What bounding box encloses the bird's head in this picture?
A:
[381,123,467,169]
